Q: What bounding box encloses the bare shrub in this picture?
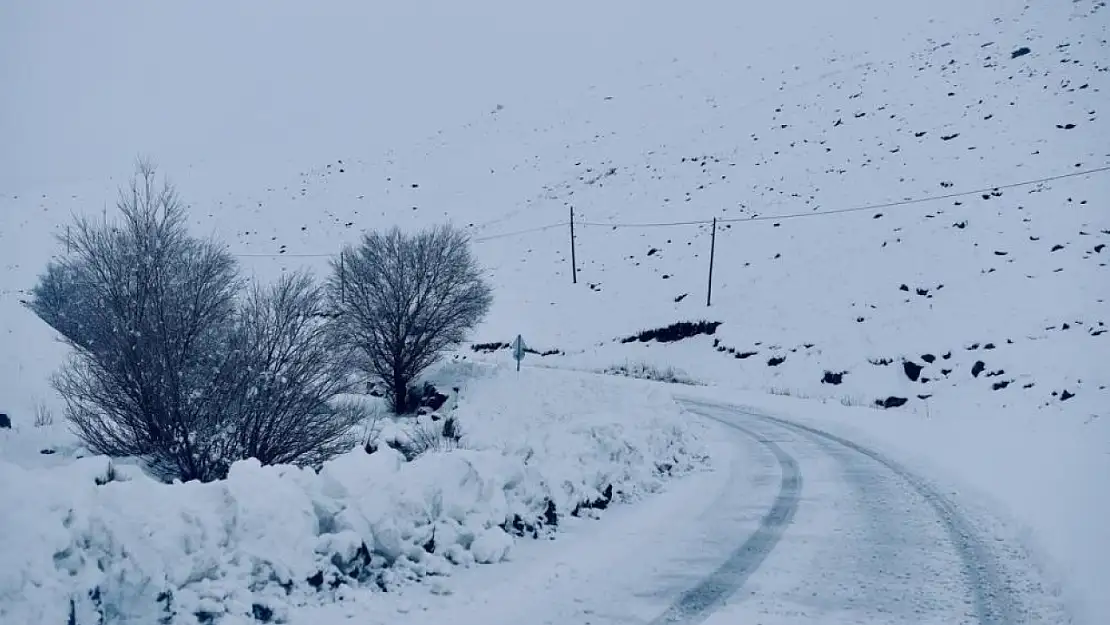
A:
[601,361,701,385]
[219,273,364,470]
[387,416,464,461]
[33,402,55,427]
[27,163,361,482]
[330,225,492,413]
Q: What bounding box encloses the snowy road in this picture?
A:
[302,398,1071,625]
[670,399,1068,625]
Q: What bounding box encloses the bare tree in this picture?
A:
[221,272,363,469]
[330,225,492,413]
[27,163,362,482]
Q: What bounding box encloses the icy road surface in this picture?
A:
[307,399,1073,625]
[671,400,1070,624]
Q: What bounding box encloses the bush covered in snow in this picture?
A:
[601,361,702,386]
[0,365,708,624]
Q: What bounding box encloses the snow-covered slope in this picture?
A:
[1,0,1106,622]
[4,0,1104,422]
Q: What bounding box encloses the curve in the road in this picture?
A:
[659,399,1025,625]
[649,402,802,624]
[757,412,1020,625]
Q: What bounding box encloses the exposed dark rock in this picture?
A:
[647,247,660,256]
[620,321,722,344]
[471,342,510,353]
[875,396,909,409]
[902,360,924,382]
[674,293,688,303]
[524,347,564,357]
[408,383,448,413]
[252,604,275,623]
[0,413,9,429]
[941,368,953,376]
[1060,390,1075,401]
[572,484,614,516]
[822,371,847,385]
[971,361,986,377]
[1051,244,1065,251]
[735,351,758,359]
[984,343,996,350]
[1011,46,1031,58]
[501,498,558,539]
[899,284,910,291]
[917,394,932,400]
[767,355,786,367]
[869,357,893,366]
[921,354,936,363]
[545,499,558,526]
[942,351,952,359]
[992,380,1011,390]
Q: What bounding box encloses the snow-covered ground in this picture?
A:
[0,365,709,624]
[2,0,1107,622]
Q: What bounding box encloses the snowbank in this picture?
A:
[0,365,707,624]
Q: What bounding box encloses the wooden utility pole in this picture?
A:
[706,217,717,307]
[569,206,578,284]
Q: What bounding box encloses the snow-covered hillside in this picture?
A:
[5,0,1104,421]
[1,0,1107,622]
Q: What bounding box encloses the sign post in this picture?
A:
[511,334,526,372]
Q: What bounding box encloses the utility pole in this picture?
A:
[706,217,717,307]
[569,206,578,284]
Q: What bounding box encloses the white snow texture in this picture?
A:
[0,366,706,625]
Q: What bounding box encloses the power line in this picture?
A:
[578,164,1110,229]
[232,252,332,258]
[225,163,1109,257]
[472,222,568,243]
[722,163,1110,224]
[228,222,568,258]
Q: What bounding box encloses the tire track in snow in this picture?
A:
[648,401,802,624]
[754,412,1021,625]
[663,400,1024,625]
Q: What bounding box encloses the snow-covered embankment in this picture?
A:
[0,364,708,624]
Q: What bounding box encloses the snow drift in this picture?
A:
[0,365,707,625]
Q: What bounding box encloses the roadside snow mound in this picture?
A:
[0,366,707,625]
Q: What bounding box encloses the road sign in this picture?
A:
[512,334,526,371]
